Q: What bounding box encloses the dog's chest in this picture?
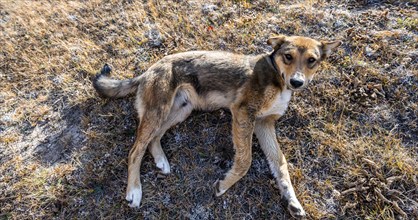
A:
[258,89,292,117]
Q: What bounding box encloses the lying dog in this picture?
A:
[93,35,341,218]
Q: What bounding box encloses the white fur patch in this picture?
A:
[155,156,171,174]
[288,198,306,217]
[258,89,292,117]
[126,186,142,208]
[278,179,297,199]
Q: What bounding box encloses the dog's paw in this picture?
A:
[213,179,227,197]
[287,199,306,219]
[126,186,142,208]
[155,156,170,174]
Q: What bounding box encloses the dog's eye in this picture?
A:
[308,58,316,63]
[284,54,293,61]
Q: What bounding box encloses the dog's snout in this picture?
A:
[290,78,304,88]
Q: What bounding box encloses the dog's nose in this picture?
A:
[290,78,304,88]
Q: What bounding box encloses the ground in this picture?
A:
[0,0,417,219]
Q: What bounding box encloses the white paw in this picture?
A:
[287,198,306,219]
[155,156,171,174]
[126,185,142,208]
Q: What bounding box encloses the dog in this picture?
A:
[93,35,341,218]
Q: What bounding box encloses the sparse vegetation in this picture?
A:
[0,0,417,219]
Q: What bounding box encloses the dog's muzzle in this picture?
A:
[290,78,304,88]
[289,72,305,89]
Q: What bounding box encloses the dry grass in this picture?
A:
[1,0,417,219]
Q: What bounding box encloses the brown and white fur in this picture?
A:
[93,35,341,218]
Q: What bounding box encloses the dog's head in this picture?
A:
[268,35,341,90]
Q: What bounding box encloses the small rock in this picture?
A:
[364,45,375,57]
[68,14,77,21]
[333,20,346,28]
[1,114,12,123]
[52,76,63,85]
[145,28,163,47]
[202,4,218,14]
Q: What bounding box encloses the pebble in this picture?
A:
[202,4,218,14]
[145,28,163,47]
[364,45,375,57]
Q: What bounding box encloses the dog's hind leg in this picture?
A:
[148,88,194,174]
[125,111,163,208]
[254,116,306,218]
[148,136,170,174]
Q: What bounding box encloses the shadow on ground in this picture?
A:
[31,88,308,218]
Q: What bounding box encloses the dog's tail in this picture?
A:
[93,64,141,98]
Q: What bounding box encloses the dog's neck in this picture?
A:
[269,50,281,76]
[264,52,286,90]
[249,53,286,90]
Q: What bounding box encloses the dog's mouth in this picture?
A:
[287,84,305,91]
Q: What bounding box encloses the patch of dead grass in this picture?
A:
[1,0,417,219]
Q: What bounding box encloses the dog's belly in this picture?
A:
[174,86,234,111]
[196,91,235,110]
[257,89,292,117]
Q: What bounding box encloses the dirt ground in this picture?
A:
[0,0,417,219]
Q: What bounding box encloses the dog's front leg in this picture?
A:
[215,106,255,196]
[254,116,306,218]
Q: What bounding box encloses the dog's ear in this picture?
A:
[267,35,287,51]
[321,40,342,58]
